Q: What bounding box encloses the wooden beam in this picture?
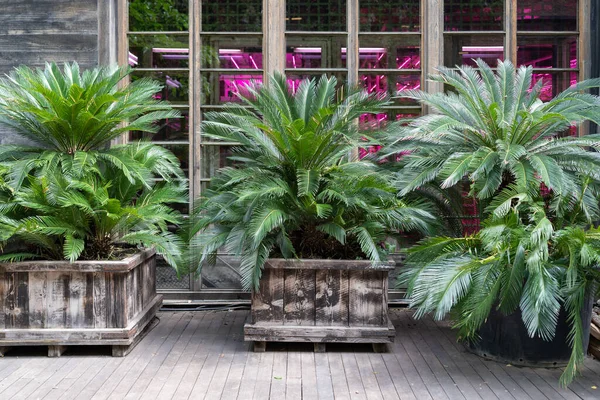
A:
[504,0,517,63]
[421,0,443,105]
[347,0,359,87]
[263,0,286,78]
[579,0,592,136]
[191,0,203,292]
[98,0,119,66]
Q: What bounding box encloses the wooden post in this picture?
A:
[504,0,517,63]
[48,345,67,357]
[579,0,592,137]
[98,0,119,67]
[190,0,204,291]
[421,0,444,111]
[112,0,129,146]
[254,341,267,352]
[263,0,286,78]
[347,0,359,88]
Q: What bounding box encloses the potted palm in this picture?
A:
[0,62,186,356]
[384,59,600,385]
[185,74,434,352]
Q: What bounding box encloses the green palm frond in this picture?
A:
[383,59,600,222]
[0,63,186,267]
[185,73,436,290]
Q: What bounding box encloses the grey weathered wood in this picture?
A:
[0,250,162,353]
[283,269,316,325]
[48,345,67,357]
[251,268,284,324]
[263,0,286,75]
[246,259,395,348]
[265,258,394,271]
[315,269,349,326]
[0,309,597,399]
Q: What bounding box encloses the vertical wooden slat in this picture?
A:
[107,273,127,328]
[83,273,94,327]
[93,272,107,328]
[69,272,86,328]
[4,272,15,328]
[13,272,29,328]
[263,0,286,77]
[0,270,5,329]
[504,0,517,63]
[126,269,135,322]
[113,0,130,145]
[421,0,444,100]
[346,0,358,86]
[315,269,348,326]
[349,270,384,326]
[134,264,142,317]
[98,0,119,65]
[46,272,69,328]
[251,268,284,324]
[28,271,47,329]
[190,0,204,291]
[579,0,592,137]
[283,269,316,326]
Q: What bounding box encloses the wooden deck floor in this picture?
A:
[0,308,599,399]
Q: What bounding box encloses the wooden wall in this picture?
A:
[0,0,100,145]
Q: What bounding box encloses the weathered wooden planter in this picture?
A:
[244,259,396,352]
[0,249,162,357]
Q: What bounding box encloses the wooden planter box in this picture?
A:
[244,259,396,352]
[0,249,162,357]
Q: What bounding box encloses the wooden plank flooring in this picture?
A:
[0,308,599,399]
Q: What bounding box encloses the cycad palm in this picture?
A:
[383,59,600,218]
[0,63,186,265]
[401,204,600,386]
[186,73,435,290]
[0,62,181,189]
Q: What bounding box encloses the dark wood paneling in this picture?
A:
[0,0,98,75]
[0,1,97,35]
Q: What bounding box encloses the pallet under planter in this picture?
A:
[0,249,162,357]
[244,259,396,352]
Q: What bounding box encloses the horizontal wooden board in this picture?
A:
[264,259,395,271]
[0,1,97,35]
[0,249,156,273]
[245,318,395,340]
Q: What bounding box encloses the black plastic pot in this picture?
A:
[468,296,594,368]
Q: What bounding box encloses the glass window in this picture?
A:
[517,36,577,69]
[129,0,188,32]
[359,0,420,32]
[286,0,347,31]
[517,0,577,32]
[202,0,262,32]
[444,0,504,31]
[444,35,504,67]
[128,35,189,69]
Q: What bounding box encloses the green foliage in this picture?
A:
[129,0,188,32]
[382,59,600,223]
[184,73,436,290]
[401,208,600,386]
[392,60,600,386]
[0,63,186,266]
